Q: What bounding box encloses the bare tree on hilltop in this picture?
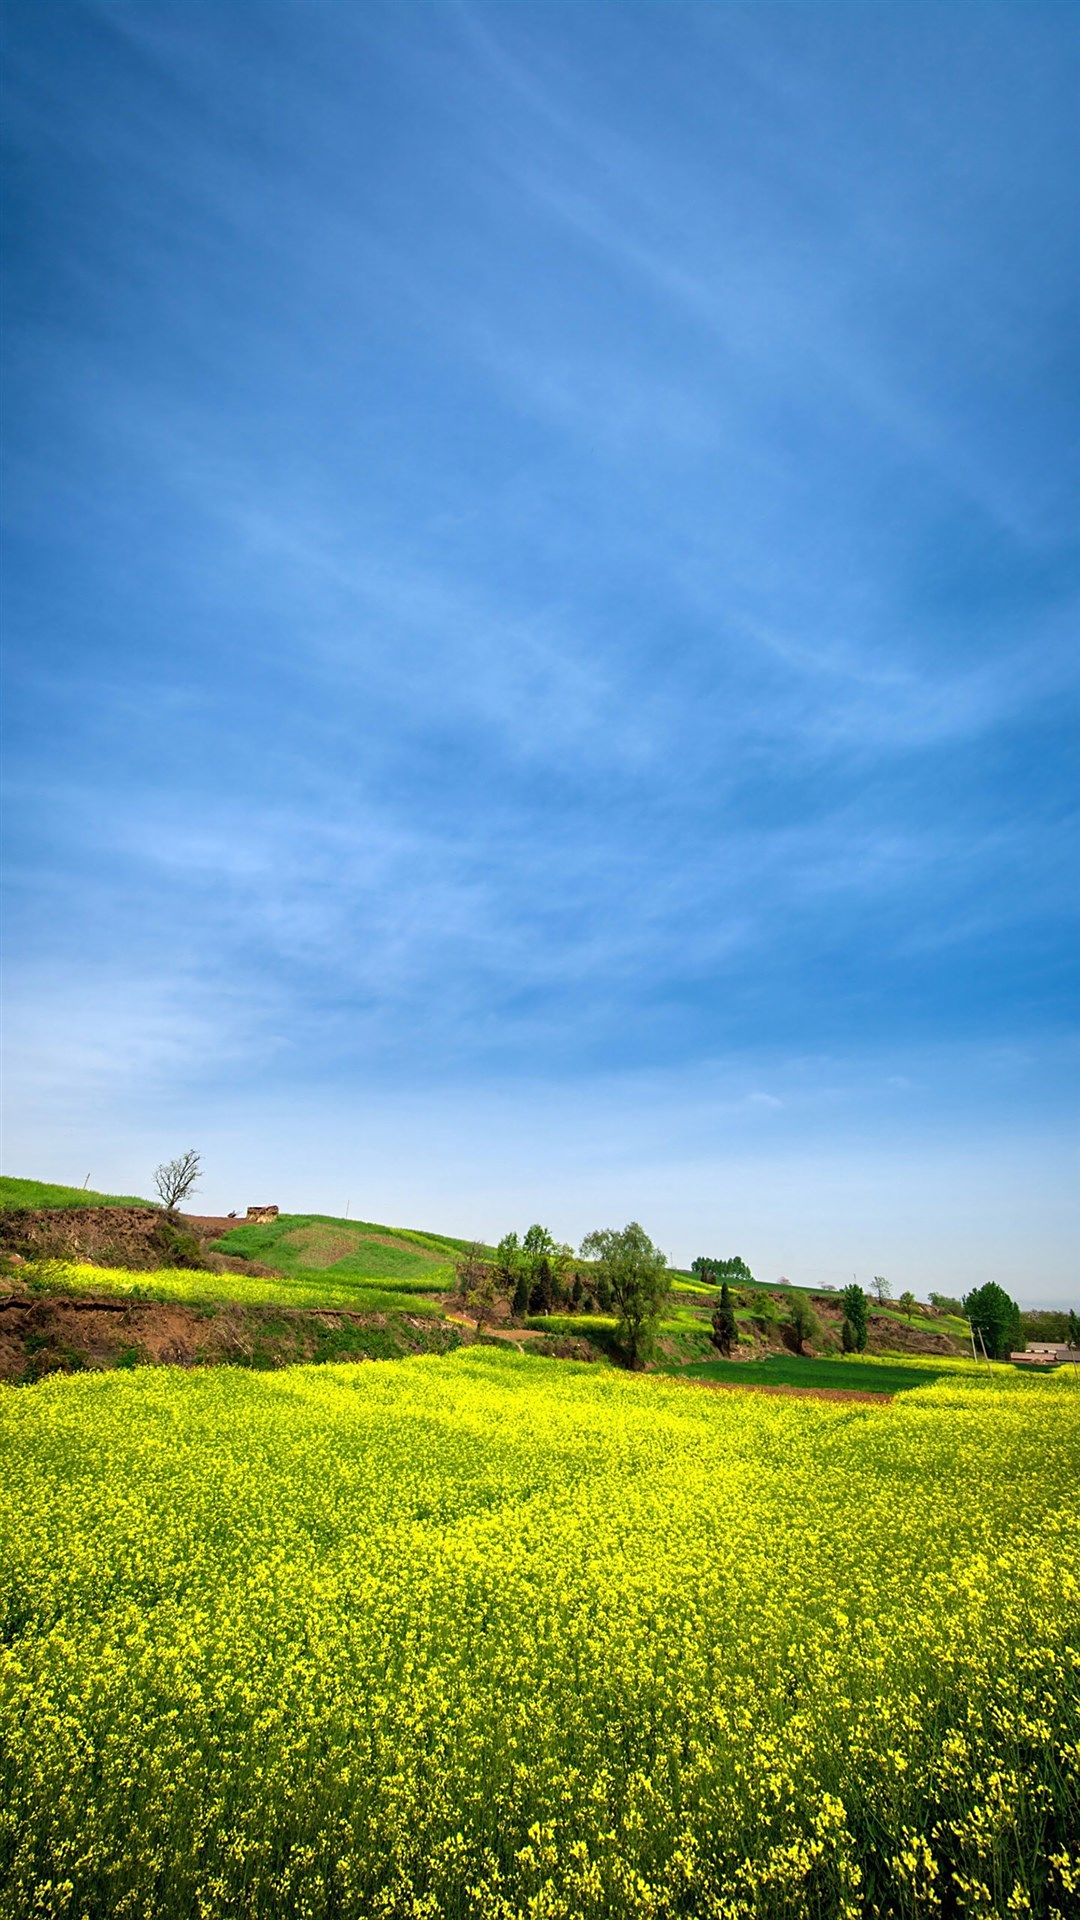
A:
[154,1150,202,1211]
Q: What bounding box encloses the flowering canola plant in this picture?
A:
[20,1259,441,1315]
[1,1351,1077,1919]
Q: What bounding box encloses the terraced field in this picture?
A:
[210,1212,459,1295]
[13,1259,443,1317]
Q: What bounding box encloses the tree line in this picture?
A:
[455,1221,669,1368]
[457,1235,1046,1372]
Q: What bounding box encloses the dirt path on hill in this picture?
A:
[443,1311,543,1342]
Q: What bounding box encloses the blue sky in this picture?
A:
[3,2,1077,1301]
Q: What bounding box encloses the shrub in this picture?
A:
[840,1284,868,1351]
[153,1217,205,1269]
[786,1293,820,1355]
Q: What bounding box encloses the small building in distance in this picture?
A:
[1010,1343,1080,1368]
[245,1205,279,1225]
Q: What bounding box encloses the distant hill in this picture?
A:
[4,1174,1058,1382]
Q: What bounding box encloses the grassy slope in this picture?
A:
[0,1175,154,1210]
[877,1302,970,1340]
[683,1267,971,1348]
[211,1214,459,1293]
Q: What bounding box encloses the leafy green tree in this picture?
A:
[964,1282,1022,1361]
[1020,1309,1070,1342]
[552,1242,574,1306]
[840,1317,856,1353]
[929,1291,963,1315]
[522,1224,553,1312]
[899,1289,916,1321]
[840,1283,868,1351]
[710,1281,737,1356]
[786,1293,820,1355]
[1020,1308,1080,1347]
[580,1222,668,1368]
[494,1232,526,1316]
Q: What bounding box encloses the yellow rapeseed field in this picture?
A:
[1,1351,1077,1919]
[19,1259,442,1315]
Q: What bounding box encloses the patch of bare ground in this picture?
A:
[0,1288,461,1383]
[273,1225,443,1267]
[0,1209,280,1284]
[807,1291,960,1355]
[348,1231,442,1258]
[443,1309,543,1343]
[200,1252,280,1278]
[0,1206,167,1267]
[282,1226,364,1266]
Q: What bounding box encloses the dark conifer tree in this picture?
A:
[711,1281,738,1355]
[840,1283,868,1352]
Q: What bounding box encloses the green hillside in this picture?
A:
[210,1213,458,1293]
[0,1175,154,1210]
[0,1177,996,1373]
[878,1301,971,1341]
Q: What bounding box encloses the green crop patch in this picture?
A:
[668,1353,969,1395]
[212,1212,455,1291]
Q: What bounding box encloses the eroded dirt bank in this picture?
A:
[0,1291,463,1384]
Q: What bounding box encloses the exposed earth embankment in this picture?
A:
[0,1288,463,1383]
